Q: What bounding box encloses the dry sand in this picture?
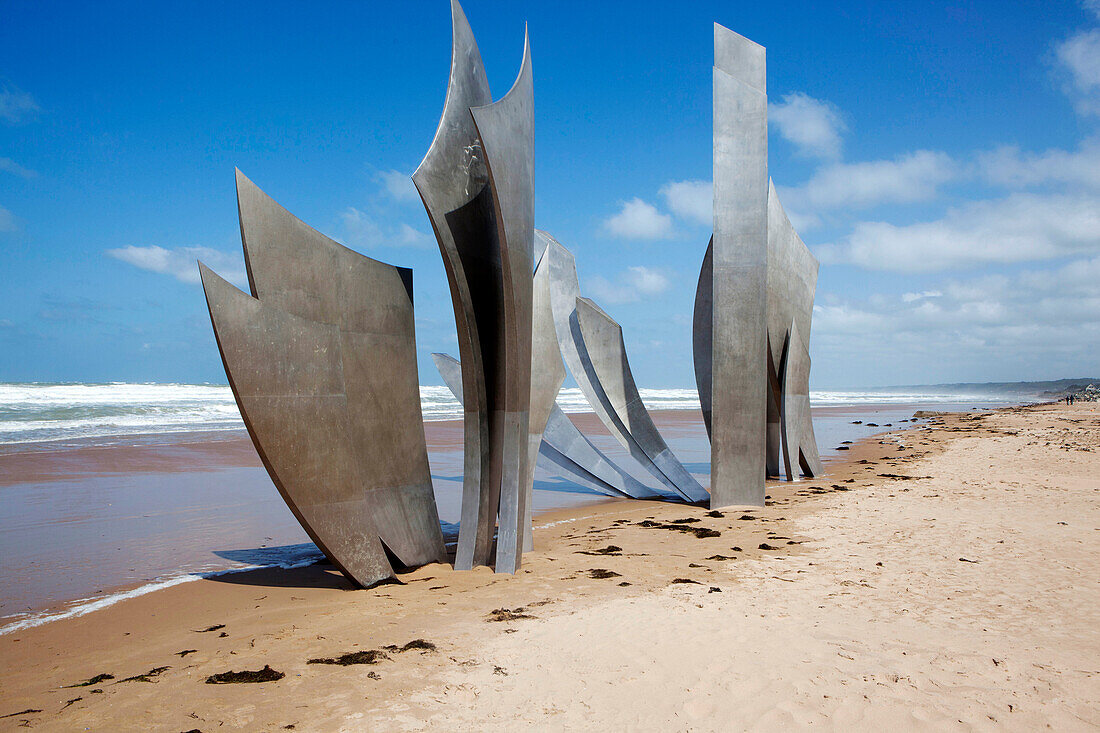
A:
[1,402,1097,731]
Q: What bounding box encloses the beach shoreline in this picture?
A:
[0,403,953,622]
[2,400,1096,730]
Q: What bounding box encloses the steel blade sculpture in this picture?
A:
[198,172,446,588]
[544,232,708,503]
[196,5,824,586]
[415,1,535,573]
[696,24,823,509]
[433,352,658,501]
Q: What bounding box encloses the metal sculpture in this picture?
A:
[695,25,823,507]
[412,0,498,572]
[434,352,658,501]
[573,297,709,502]
[415,2,534,573]
[708,24,770,508]
[780,321,823,479]
[766,182,821,480]
[198,173,445,588]
[543,232,707,503]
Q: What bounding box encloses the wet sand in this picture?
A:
[0,405,924,619]
[1,401,1096,730]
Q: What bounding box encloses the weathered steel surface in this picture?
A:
[413,0,500,571]
[230,173,445,572]
[199,178,446,588]
[709,24,769,507]
[434,352,657,500]
[469,31,534,574]
[522,243,566,550]
[766,182,820,479]
[780,322,823,478]
[573,297,710,503]
[692,237,713,441]
[544,232,699,500]
[766,181,819,375]
[540,407,658,499]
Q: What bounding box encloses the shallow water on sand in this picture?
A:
[0,401,1007,629]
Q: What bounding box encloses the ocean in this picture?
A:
[0,382,1023,448]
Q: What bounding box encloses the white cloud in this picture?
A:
[339,207,430,249]
[659,179,711,225]
[769,92,845,160]
[817,192,1100,272]
[106,245,247,287]
[979,137,1100,190]
[603,198,674,239]
[812,257,1100,381]
[0,157,36,178]
[0,82,39,124]
[780,150,957,215]
[818,258,1100,336]
[901,290,942,302]
[377,169,418,202]
[588,266,671,304]
[1057,27,1100,114]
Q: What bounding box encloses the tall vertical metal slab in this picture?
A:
[780,322,823,479]
[545,233,700,500]
[470,32,534,574]
[573,297,710,503]
[413,0,500,571]
[710,24,769,508]
[433,352,656,500]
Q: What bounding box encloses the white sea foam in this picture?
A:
[0,382,1020,447]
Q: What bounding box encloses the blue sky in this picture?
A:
[1,0,1098,388]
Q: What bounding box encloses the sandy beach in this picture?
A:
[1,401,1097,731]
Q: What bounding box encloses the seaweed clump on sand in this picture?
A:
[486,607,535,622]
[0,709,42,719]
[205,665,284,684]
[588,568,622,579]
[382,639,437,654]
[308,650,389,666]
[636,520,720,539]
[63,673,114,688]
[670,578,702,585]
[578,545,623,556]
[117,666,170,683]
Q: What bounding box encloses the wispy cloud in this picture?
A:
[769,92,845,160]
[338,207,430,249]
[659,180,711,226]
[0,205,16,232]
[1056,26,1100,115]
[813,256,1100,378]
[0,157,36,179]
[979,137,1100,190]
[0,82,40,124]
[817,192,1100,272]
[780,150,957,216]
[588,266,671,304]
[603,198,674,239]
[376,169,419,202]
[106,245,248,287]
